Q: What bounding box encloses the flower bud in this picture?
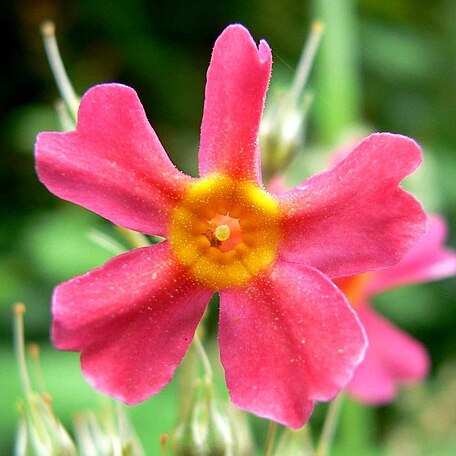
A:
[172,380,236,456]
[73,404,144,456]
[225,404,256,456]
[260,95,311,182]
[13,303,77,455]
[15,394,77,456]
[273,426,314,456]
[260,21,323,182]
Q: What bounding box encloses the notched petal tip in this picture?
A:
[79,81,136,98]
[34,132,50,169]
[277,128,428,278]
[51,244,212,407]
[217,23,256,42]
[258,39,272,64]
[34,79,190,237]
[216,23,272,66]
[219,263,368,428]
[80,355,171,406]
[360,132,423,177]
[75,82,140,124]
[199,24,271,182]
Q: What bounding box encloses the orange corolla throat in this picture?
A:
[334,272,373,309]
[168,175,281,289]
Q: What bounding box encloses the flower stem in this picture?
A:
[312,0,361,144]
[40,21,80,121]
[264,420,278,456]
[315,392,345,456]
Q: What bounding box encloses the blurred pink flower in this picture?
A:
[335,215,456,403]
[35,24,426,428]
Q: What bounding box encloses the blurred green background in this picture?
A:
[1,0,456,454]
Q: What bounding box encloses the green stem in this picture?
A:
[338,397,374,453]
[312,0,361,144]
[264,421,278,456]
[315,392,345,456]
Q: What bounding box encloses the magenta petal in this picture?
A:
[218,262,367,428]
[52,242,212,404]
[348,304,429,404]
[198,24,272,183]
[368,214,456,294]
[278,133,427,278]
[36,84,192,236]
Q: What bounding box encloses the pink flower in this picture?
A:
[334,215,456,404]
[35,25,426,428]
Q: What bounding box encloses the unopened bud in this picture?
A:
[13,304,76,455]
[261,96,310,182]
[74,403,144,456]
[274,426,314,456]
[260,21,324,182]
[172,380,236,456]
[15,395,77,456]
[225,404,256,456]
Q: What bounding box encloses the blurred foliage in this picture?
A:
[1,0,456,454]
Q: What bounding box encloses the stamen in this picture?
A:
[55,99,76,131]
[40,21,80,121]
[13,303,32,397]
[215,224,230,241]
[289,20,324,103]
[27,343,48,394]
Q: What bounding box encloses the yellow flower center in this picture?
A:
[168,175,281,289]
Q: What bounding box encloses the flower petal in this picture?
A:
[348,304,429,404]
[218,261,366,428]
[278,133,426,278]
[36,84,192,237]
[198,24,272,183]
[368,214,456,294]
[52,242,212,405]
